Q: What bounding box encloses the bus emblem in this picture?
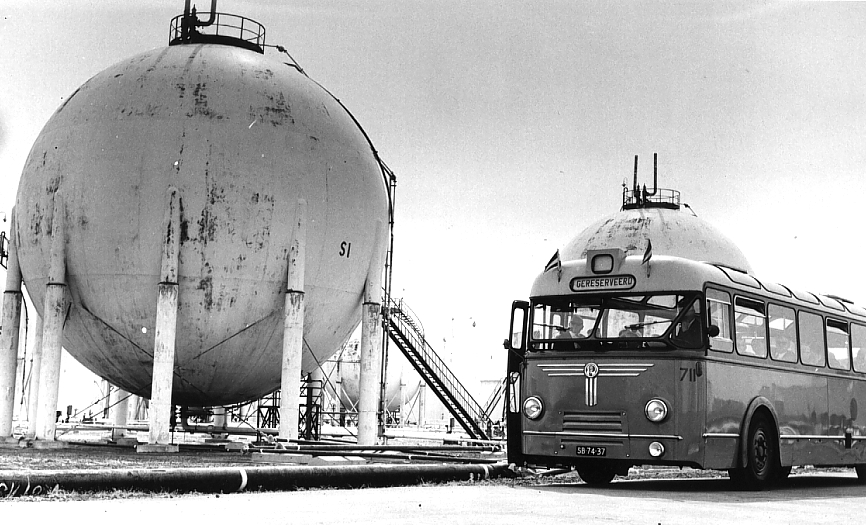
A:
[584,363,600,406]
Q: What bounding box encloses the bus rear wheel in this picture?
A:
[855,466,866,484]
[741,413,778,490]
[577,463,617,485]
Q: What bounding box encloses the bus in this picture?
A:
[504,247,866,489]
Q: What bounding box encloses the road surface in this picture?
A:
[3,472,864,524]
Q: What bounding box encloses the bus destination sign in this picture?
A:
[570,274,636,292]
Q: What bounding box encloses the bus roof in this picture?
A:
[529,251,866,321]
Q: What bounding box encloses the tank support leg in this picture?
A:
[34,197,69,444]
[139,188,180,453]
[279,199,307,441]
[110,387,130,440]
[358,222,386,446]
[25,313,44,438]
[0,209,23,440]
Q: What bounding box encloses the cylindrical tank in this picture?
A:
[561,189,752,273]
[14,36,389,406]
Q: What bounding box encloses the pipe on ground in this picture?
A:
[0,462,512,497]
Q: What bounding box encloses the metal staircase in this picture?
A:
[386,298,491,441]
[481,377,507,419]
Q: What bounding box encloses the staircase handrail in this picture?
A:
[388,297,487,427]
[391,298,425,339]
[482,377,506,418]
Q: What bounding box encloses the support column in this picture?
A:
[109,386,130,441]
[212,406,227,429]
[336,359,346,427]
[34,197,68,444]
[0,210,23,440]
[25,313,44,438]
[358,222,386,446]
[101,379,111,419]
[279,199,306,441]
[399,380,406,427]
[139,188,180,453]
[418,382,426,428]
[205,405,230,443]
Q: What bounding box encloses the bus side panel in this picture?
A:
[826,377,866,466]
[705,359,829,470]
[675,358,707,468]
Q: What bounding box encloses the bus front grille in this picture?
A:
[562,411,624,433]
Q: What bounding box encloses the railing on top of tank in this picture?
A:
[622,187,681,209]
[169,12,266,50]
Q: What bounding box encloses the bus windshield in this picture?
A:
[530,293,702,348]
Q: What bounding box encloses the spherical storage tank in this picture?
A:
[560,184,753,273]
[325,339,421,413]
[13,14,390,406]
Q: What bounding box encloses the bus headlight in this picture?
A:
[523,396,544,420]
[645,398,669,423]
[648,442,665,457]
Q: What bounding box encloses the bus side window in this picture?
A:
[853,324,866,373]
[706,288,733,353]
[735,297,767,358]
[826,319,851,370]
[768,304,797,363]
[798,311,826,367]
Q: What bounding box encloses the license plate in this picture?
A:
[575,446,607,456]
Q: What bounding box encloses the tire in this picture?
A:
[856,465,866,484]
[728,468,745,485]
[741,413,778,490]
[577,463,617,486]
[774,466,792,483]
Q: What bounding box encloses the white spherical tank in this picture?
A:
[561,188,753,273]
[327,341,421,413]
[14,39,389,406]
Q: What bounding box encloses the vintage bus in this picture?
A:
[505,248,866,489]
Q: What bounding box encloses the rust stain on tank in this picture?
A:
[253,68,274,81]
[197,274,214,310]
[192,82,212,118]
[249,90,293,127]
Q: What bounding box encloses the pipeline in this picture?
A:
[270,444,499,453]
[257,449,501,465]
[0,462,512,497]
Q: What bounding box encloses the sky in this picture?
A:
[2,1,866,410]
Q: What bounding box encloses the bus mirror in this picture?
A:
[707,324,720,338]
[503,338,511,350]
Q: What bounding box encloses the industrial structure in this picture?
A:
[0,2,498,452]
[1,2,393,450]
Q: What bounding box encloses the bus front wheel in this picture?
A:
[855,465,866,484]
[741,413,778,490]
[577,463,617,485]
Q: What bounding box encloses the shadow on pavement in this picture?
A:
[529,473,863,502]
